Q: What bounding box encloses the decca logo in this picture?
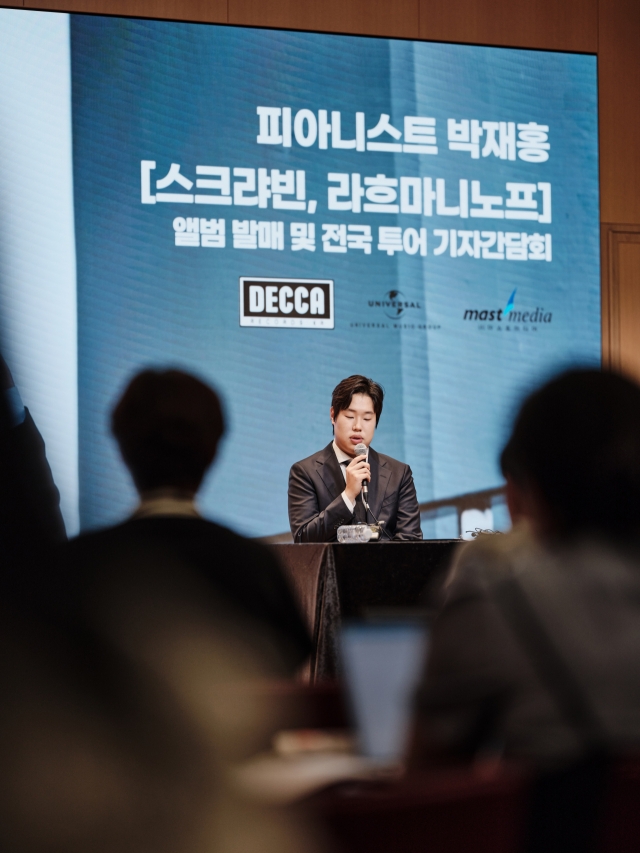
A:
[239,277,334,328]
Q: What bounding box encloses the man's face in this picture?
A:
[331,393,376,457]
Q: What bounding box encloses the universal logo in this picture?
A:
[239,277,334,328]
[369,290,422,320]
[463,289,552,331]
[354,289,438,330]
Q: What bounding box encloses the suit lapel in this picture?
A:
[368,447,390,518]
[316,442,345,501]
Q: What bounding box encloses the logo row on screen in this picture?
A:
[238,279,552,333]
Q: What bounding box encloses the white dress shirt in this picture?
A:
[332,440,368,514]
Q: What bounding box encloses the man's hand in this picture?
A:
[344,453,370,503]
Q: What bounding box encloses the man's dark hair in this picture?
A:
[112,369,225,494]
[500,368,640,542]
[331,375,384,425]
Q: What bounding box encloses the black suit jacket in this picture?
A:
[288,442,423,542]
[49,516,311,674]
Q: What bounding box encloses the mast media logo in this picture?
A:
[239,277,334,328]
[463,288,552,330]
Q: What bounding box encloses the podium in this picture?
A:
[273,541,459,680]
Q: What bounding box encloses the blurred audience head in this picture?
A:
[112,369,224,496]
[501,368,640,543]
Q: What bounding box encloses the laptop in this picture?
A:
[340,619,430,764]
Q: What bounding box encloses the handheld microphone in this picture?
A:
[354,442,369,506]
[352,440,391,539]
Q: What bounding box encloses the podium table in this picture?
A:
[272,541,459,681]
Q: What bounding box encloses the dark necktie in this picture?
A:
[341,459,366,522]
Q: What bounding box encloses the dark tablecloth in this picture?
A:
[273,541,459,680]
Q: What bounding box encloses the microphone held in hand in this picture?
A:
[354,442,369,506]
[351,440,391,539]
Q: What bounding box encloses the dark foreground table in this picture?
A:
[311,764,528,853]
[272,541,459,680]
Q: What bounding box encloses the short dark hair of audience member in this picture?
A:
[112,369,224,495]
[331,375,384,426]
[500,368,640,544]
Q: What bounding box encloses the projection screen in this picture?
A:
[0,10,600,537]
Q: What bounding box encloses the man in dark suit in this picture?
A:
[53,369,310,674]
[288,375,422,542]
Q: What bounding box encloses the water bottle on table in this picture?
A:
[337,523,381,543]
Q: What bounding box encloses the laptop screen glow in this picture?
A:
[340,621,429,763]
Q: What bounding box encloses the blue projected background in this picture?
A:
[0,11,600,538]
[70,18,600,537]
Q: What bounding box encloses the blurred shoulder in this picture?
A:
[445,525,540,599]
[62,517,271,557]
[194,518,279,559]
[59,522,132,554]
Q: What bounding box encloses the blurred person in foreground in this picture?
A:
[52,369,310,674]
[0,369,323,853]
[0,353,65,570]
[0,548,324,853]
[415,368,640,767]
